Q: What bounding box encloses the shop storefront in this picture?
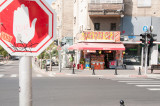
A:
[158,45,160,64]
[123,44,142,65]
[81,50,121,69]
[69,31,125,69]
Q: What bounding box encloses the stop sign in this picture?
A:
[0,0,56,56]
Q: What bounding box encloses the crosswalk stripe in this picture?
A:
[112,79,153,81]
[119,81,160,82]
[10,74,17,77]
[0,74,4,78]
[127,83,160,84]
[148,88,160,91]
[110,78,160,92]
[136,85,160,87]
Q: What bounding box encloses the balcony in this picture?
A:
[88,3,124,17]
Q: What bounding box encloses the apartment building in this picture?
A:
[52,0,74,68]
[122,0,160,67]
[69,0,160,70]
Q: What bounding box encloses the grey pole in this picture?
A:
[49,52,52,71]
[19,56,32,106]
[144,38,148,75]
[58,40,61,72]
[141,47,144,69]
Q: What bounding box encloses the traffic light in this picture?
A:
[149,34,157,47]
[60,42,66,47]
[140,33,146,47]
[54,40,58,46]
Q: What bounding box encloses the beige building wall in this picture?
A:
[90,17,121,31]
[73,0,122,37]
[52,0,73,39]
[62,0,73,37]
[73,0,89,43]
[124,0,160,17]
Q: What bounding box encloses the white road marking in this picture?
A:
[112,79,153,81]
[10,74,17,77]
[136,85,160,87]
[36,74,43,77]
[127,83,160,84]
[148,88,160,91]
[119,81,160,83]
[0,74,4,78]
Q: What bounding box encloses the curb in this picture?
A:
[32,63,160,78]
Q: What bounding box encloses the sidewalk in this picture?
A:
[0,60,14,65]
[32,62,160,78]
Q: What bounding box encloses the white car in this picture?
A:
[46,59,55,66]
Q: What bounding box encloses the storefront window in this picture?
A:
[123,44,141,65]
[158,45,160,64]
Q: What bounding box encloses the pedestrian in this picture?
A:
[69,54,74,68]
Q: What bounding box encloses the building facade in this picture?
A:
[71,0,125,70]
[70,0,160,70]
[52,0,74,68]
[122,0,160,68]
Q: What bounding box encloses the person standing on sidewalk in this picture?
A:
[69,54,74,68]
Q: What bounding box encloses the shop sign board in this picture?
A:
[0,0,56,56]
[78,31,120,42]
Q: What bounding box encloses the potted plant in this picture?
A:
[80,58,85,70]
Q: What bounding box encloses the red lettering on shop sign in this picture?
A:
[88,32,93,39]
[110,61,115,65]
[80,31,120,41]
[82,32,88,40]
[104,32,109,40]
[93,32,98,40]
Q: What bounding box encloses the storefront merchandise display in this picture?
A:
[91,54,105,70]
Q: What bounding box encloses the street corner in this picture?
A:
[146,74,160,79]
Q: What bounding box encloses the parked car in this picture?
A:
[45,59,55,66]
[54,61,58,66]
[12,56,19,60]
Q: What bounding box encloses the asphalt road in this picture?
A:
[0,77,160,106]
[0,61,160,106]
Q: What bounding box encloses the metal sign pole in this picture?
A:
[58,40,61,72]
[144,38,148,74]
[19,56,32,106]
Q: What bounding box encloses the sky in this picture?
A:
[46,0,55,5]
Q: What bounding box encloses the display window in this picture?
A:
[158,45,160,64]
[80,50,122,69]
[123,44,141,65]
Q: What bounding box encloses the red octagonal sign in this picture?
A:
[0,0,56,56]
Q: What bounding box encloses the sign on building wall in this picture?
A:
[78,31,120,42]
